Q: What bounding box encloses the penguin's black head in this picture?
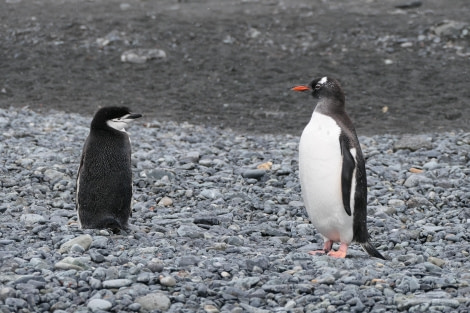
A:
[91,106,142,131]
[291,76,345,105]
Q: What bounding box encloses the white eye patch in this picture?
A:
[319,76,328,85]
[106,114,137,131]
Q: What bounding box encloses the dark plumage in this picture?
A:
[76,106,142,230]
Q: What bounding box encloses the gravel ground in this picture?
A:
[1,107,470,313]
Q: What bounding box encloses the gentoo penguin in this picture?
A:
[76,106,142,230]
[292,76,386,259]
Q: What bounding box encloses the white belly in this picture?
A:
[299,112,354,244]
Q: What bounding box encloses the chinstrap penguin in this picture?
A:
[292,76,386,260]
[76,106,142,230]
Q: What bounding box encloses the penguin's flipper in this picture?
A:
[339,134,355,216]
[361,240,388,260]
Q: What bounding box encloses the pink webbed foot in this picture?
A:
[308,240,333,256]
[308,250,326,255]
[327,243,348,258]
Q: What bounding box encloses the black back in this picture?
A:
[77,107,137,229]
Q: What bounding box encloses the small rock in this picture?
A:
[136,293,171,311]
[102,279,132,288]
[0,287,15,300]
[404,174,432,188]
[148,262,164,273]
[87,299,112,312]
[394,135,432,151]
[312,274,336,285]
[44,169,65,182]
[5,298,28,309]
[409,167,423,173]
[199,189,223,200]
[159,276,176,287]
[428,256,446,267]
[257,161,272,170]
[204,304,220,313]
[177,255,200,267]
[424,262,442,273]
[242,169,266,179]
[20,213,45,225]
[120,3,131,10]
[121,49,167,64]
[223,35,235,44]
[128,303,141,311]
[59,234,93,253]
[406,196,432,208]
[177,224,204,238]
[182,151,200,163]
[245,27,261,39]
[89,251,105,263]
[434,20,468,38]
[54,257,88,271]
[388,199,406,208]
[158,196,173,207]
[395,1,422,9]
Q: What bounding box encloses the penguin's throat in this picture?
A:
[106,120,128,132]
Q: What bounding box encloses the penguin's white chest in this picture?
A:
[299,112,354,243]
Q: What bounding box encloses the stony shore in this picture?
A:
[0,107,469,312]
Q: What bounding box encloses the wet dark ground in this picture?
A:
[1,0,469,136]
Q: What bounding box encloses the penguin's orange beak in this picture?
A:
[291,85,311,92]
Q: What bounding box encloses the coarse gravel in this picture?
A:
[0,107,470,313]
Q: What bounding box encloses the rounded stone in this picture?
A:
[87,299,112,312]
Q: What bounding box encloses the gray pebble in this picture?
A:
[1,108,470,312]
[135,292,171,311]
[87,299,112,312]
[102,279,132,289]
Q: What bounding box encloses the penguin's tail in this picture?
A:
[361,240,388,260]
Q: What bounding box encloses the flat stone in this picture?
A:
[394,135,432,151]
[136,292,171,311]
[199,189,223,200]
[44,169,66,182]
[181,151,200,163]
[404,174,433,188]
[177,224,204,238]
[204,304,220,313]
[54,257,89,271]
[87,299,112,312]
[428,256,446,267]
[121,49,167,64]
[20,213,45,225]
[59,234,93,253]
[242,169,266,179]
[102,279,132,289]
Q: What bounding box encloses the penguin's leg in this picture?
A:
[327,243,348,258]
[308,240,333,255]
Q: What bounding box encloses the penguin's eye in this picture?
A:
[314,84,321,90]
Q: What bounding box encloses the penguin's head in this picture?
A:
[91,106,142,131]
[291,76,345,104]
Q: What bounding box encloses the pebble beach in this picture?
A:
[1,107,470,312]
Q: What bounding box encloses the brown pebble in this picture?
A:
[409,167,424,173]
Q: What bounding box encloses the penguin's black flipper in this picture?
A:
[339,133,355,216]
[361,240,388,260]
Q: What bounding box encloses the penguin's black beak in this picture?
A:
[126,113,143,119]
[291,85,311,92]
